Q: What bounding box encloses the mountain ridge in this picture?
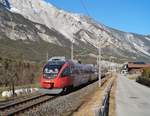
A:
[0,0,150,62]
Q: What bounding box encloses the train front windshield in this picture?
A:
[43,65,62,79]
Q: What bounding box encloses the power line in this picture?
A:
[80,0,91,17]
[80,0,102,87]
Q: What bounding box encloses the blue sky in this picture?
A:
[47,0,150,35]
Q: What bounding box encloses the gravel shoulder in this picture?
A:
[24,79,110,116]
[108,74,117,116]
[72,79,110,116]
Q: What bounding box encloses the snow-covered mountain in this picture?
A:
[0,0,150,62]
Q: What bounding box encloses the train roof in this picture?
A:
[128,61,146,64]
[48,56,66,62]
[47,60,65,66]
[46,57,95,68]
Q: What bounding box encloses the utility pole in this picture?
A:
[98,34,102,87]
[71,39,74,61]
[46,52,49,62]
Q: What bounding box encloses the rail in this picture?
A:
[99,78,114,116]
[99,77,114,116]
[0,93,58,116]
[94,75,114,116]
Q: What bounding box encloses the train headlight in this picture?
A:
[43,74,57,79]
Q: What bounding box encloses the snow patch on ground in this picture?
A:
[133,43,150,56]
[145,37,150,41]
[2,88,39,97]
[10,7,21,13]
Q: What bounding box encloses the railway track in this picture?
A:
[0,93,58,116]
[0,74,110,116]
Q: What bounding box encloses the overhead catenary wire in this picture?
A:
[44,0,57,62]
[79,0,102,87]
[80,0,91,17]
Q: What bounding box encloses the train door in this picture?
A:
[60,66,73,87]
[72,66,82,87]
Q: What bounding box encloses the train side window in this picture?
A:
[61,67,71,77]
[77,68,81,74]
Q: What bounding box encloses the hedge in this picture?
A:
[136,68,150,87]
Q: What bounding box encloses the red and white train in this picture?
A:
[40,57,97,92]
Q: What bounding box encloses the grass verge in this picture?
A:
[108,74,117,116]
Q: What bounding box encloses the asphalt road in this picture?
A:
[116,74,150,116]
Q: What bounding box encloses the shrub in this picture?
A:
[142,68,150,78]
[136,68,150,87]
[136,76,150,87]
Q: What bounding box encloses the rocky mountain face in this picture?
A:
[0,2,95,62]
[0,0,150,62]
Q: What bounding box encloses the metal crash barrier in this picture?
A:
[99,77,114,116]
[93,76,114,116]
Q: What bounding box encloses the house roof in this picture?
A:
[128,63,150,69]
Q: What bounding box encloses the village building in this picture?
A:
[122,62,150,74]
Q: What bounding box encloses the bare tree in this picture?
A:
[2,59,18,96]
[9,61,18,96]
[0,57,41,94]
